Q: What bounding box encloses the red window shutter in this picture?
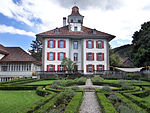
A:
[102,53,104,61]
[64,53,66,58]
[92,65,95,72]
[96,53,98,61]
[102,65,104,70]
[47,52,49,60]
[92,53,94,60]
[86,41,88,48]
[57,65,60,71]
[53,40,56,48]
[86,65,88,72]
[102,41,104,48]
[97,65,99,72]
[47,65,49,71]
[86,53,88,60]
[47,40,50,48]
[58,40,60,48]
[58,52,60,60]
[53,52,55,60]
[63,65,66,71]
[96,41,98,48]
[53,65,55,71]
[92,41,94,48]
[64,40,66,48]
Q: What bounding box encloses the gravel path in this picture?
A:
[79,79,101,113]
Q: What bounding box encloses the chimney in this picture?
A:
[63,17,66,26]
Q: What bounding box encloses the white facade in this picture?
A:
[38,6,115,74]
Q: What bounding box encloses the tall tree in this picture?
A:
[109,49,122,67]
[131,21,150,67]
[28,38,42,61]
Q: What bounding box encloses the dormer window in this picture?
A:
[93,29,96,34]
[78,20,81,23]
[55,27,59,33]
[74,26,78,31]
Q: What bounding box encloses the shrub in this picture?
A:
[71,86,79,91]
[121,84,134,90]
[101,86,112,93]
[76,77,86,85]
[126,74,141,80]
[118,104,136,113]
[64,92,83,113]
[36,86,51,97]
[97,93,117,113]
[108,93,121,103]
[116,93,147,113]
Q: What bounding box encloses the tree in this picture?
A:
[61,58,77,73]
[28,38,42,61]
[109,49,122,67]
[130,21,150,67]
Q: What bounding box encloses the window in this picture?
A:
[88,41,92,48]
[48,65,54,71]
[74,26,78,31]
[60,65,64,71]
[74,53,78,61]
[78,20,81,23]
[50,40,54,48]
[73,41,78,49]
[96,40,104,49]
[60,40,64,48]
[47,52,55,61]
[88,65,93,72]
[87,53,94,61]
[97,53,102,61]
[60,52,64,60]
[71,19,73,22]
[49,52,54,61]
[98,65,103,71]
[1,66,7,71]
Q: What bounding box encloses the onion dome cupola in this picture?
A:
[68,6,84,31]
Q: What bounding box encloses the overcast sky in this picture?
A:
[0,0,150,50]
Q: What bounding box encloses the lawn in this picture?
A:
[0,90,43,113]
[24,80,54,85]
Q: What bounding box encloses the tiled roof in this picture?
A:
[0,46,39,64]
[0,44,9,55]
[36,25,115,38]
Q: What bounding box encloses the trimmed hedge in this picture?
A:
[123,93,150,112]
[0,86,37,90]
[116,93,147,113]
[96,93,117,113]
[36,86,52,97]
[64,92,83,113]
[113,86,141,93]
[20,92,56,113]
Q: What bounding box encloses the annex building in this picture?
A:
[36,6,115,74]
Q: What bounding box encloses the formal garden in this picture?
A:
[0,74,150,113]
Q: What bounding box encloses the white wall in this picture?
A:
[44,38,69,71]
[83,39,108,74]
[70,23,82,31]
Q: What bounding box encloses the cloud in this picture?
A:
[55,0,122,10]
[0,24,35,37]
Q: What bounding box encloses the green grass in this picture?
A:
[24,80,54,85]
[0,90,43,113]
